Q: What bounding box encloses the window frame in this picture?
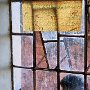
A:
[9,0,88,90]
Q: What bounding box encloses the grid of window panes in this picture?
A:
[10,0,90,90]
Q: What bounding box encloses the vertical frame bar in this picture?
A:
[54,2,60,89]
[57,32,60,90]
[33,32,36,90]
[84,0,88,90]
[9,0,14,90]
[31,1,36,90]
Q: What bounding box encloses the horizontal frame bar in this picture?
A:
[12,32,33,36]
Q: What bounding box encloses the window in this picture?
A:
[10,0,89,90]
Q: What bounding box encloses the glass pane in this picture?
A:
[60,0,85,35]
[87,2,90,73]
[41,32,57,41]
[12,36,33,67]
[87,76,90,90]
[21,36,33,67]
[12,1,84,32]
[36,70,57,90]
[13,68,33,90]
[34,9,57,31]
[12,2,33,33]
[11,2,21,33]
[45,42,57,69]
[87,36,90,73]
[22,1,32,32]
[87,5,90,35]
[22,1,57,32]
[60,37,84,71]
[60,73,84,90]
[36,32,48,68]
[57,0,82,32]
[33,1,57,32]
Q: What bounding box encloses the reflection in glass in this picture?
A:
[36,70,57,90]
[60,37,84,71]
[22,1,32,32]
[60,0,85,35]
[34,9,57,31]
[13,68,33,90]
[12,36,33,67]
[11,2,33,33]
[36,32,48,68]
[60,73,84,90]
[45,42,57,69]
[87,76,90,90]
[12,1,84,32]
[57,1,82,32]
[87,1,90,73]
[11,2,21,33]
[87,36,90,73]
[87,6,90,35]
[41,32,57,41]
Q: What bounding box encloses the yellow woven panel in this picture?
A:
[34,9,57,31]
[22,2,32,32]
[57,1,82,31]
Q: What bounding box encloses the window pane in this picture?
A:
[12,2,33,33]
[12,1,84,32]
[21,36,33,67]
[87,6,90,35]
[60,37,84,71]
[60,73,84,90]
[36,32,48,68]
[87,36,90,73]
[13,68,33,90]
[11,2,21,33]
[36,70,57,90]
[45,42,57,69]
[87,76,90,90]
[12,36,33,67]
[41,32,57,40]
[57,1,82,32]
[22,1,57,32]
[34,9,57,31]
[22,1,32,32]
[60,0,85,35]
